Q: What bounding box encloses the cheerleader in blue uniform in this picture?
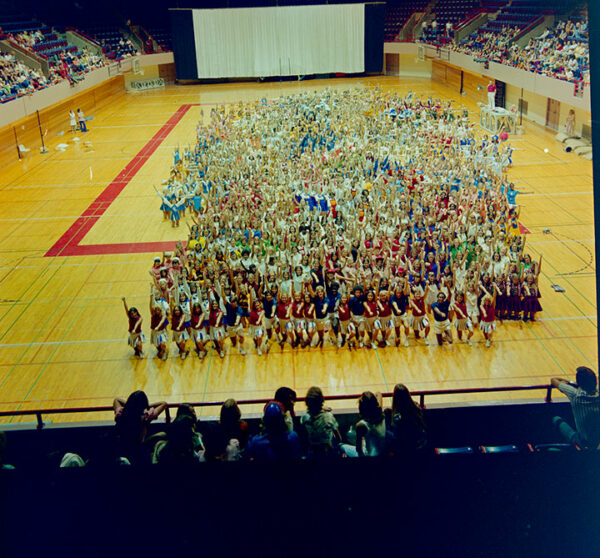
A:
[191,188,203,217]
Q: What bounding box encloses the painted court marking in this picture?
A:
[44,104,197,258]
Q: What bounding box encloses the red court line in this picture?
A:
[45,104,196,258]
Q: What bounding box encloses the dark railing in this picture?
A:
[0,384,556,430]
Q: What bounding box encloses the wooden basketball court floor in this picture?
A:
[0,76,596,424]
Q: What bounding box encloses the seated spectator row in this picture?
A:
[450,17,589,84]
[2,366,597,469]
[0,51,49,103]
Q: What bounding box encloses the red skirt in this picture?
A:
[506,295,522,314]
[522,295,542,314]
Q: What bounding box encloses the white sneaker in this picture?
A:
[337,338,342,348]
[404,339,409,347]
[219,351,225,358]
[466,339,472,346]
[424,338,429,345]
[239,347,246,355]
[385,340,391,347]
[257,348,262,355]
[180,352,187,360]
[359,341,364,348]
[485,339,491,348]
[371,342,377,349]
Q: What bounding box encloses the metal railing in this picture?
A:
[0,384,556,430]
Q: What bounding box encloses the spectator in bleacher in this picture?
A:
[551,367,600,450]
[200,399,248,461]
[218,398,250,450]
[246,401,301,461]
[113,390,166,464]
[150,403,204,465]
[340,391,387,458]
[152,414,201,466]
[0,431,15,470]
[387,384,427,456]
[274,387,297,432]
[300,386,340,458]
[59,452,86,467]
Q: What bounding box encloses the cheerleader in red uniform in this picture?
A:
[494,272,508,320]
[376,290,394,347]
[123,297,144,358]
[480,290,497,348]
[209,299,226,358]
[303,293,317,348]
[522,273,542,322]
[337,293,356,349]
[171,305,189,360]
[363,290,379,348]
[409,282,430,345]
[451,291,473,345]
[191,302,207,359]
[506,272,522,321]
[248,300,267,355]
[291,292,306,347]
[149,295,169,360]
[276,293,293,349]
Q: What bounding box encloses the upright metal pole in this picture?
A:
[13,126,20,160]
[36,110,48,154]
[519,87,523,126]
[588,1,600,369]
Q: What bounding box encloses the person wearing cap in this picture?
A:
[246,401,301,461]
[551,368,600,450]
[150,256,163,281]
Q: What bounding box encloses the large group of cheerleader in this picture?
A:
[123,87,543,360]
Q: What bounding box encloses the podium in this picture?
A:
[480,107,517,134]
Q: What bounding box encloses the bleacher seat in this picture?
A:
[435,446,474,455]
[479,445,520,453]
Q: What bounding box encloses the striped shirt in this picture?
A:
[558,383,600,448]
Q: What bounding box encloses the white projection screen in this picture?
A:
[192,4,365,79]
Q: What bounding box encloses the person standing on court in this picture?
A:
[487,80,497,109]
[77,107,87,132]
[551,367,600,450]
[69,109,77,133]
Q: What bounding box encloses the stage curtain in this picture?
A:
[193,4,364,79]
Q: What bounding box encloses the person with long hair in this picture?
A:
[152,414,201,466]
[123,297,144,357]
[113,391,166,464]
[388,383,427,455]
[341,391,387,457]
[274,386,297,433]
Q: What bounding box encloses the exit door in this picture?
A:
[546,98,560,130]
